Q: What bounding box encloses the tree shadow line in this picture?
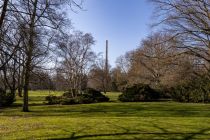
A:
[1,105,210,118]
[49,123,210,140]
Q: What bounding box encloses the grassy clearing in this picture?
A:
[0,91,210,139]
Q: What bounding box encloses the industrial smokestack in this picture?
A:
[105,40,108,93]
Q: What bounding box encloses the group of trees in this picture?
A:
[0,0,111,110]
[0,0,88,110]
[113,33,200,89]
[110,0,210,101]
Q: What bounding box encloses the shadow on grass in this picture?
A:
[2,102,210,117]
[2,102,48,109]
[50,125,210,140]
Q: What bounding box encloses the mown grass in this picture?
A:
[1,91,210,139]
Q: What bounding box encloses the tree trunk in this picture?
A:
[18,87,23,97]
[23,45,33,112]
[18,59,24,97]
[22,0,38,112]
[0,0,9,29]
[23,58,31,112]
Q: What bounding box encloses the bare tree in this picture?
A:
[9,0,83,111]
[151,0,210,68]
[114,53,132,90]
[0,0,84,109]
[117,33,198,89]
[110,67,127,91]
[0,0,22,95]
[56,31,96,97]
[0,0,21,71]
[88,56,111,92]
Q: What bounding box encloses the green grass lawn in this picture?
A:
[1,91,210,139]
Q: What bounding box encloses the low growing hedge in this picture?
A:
[119,84,160,102]
[170,76,210,103]
[45,88,109,105]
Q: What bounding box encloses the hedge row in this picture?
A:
[118,76,210,103]
[45,88,109,105]
[119,84,161,102]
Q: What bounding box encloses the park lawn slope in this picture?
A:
[0,91,210,139]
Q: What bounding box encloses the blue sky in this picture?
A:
[68,0,154,66]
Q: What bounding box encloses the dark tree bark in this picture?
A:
[0,0,9,29]
[23,0,38,112]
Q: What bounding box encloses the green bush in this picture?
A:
[171,76,210,103]
[45,95,61,105]
[82,88,109,102]
[119,84,160,102]
[62,92,74,98]
[76,95,94,104]
[60,97,78,105]
[62,89,79,98]
[45,88,109,105]
[0,89,15,107]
